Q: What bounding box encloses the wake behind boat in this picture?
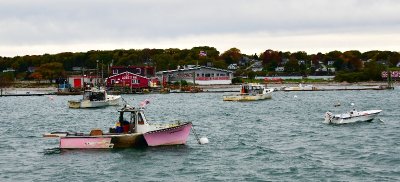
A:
[223,83,272,101]
[324,109,382,124]
[68,87,121,108]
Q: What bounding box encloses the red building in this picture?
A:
[68,75,100,88]
[105,71,150,89]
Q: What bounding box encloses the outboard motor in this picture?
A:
[325,112,333,123]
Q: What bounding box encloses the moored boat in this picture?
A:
[282,83,318,91]
[68,87,121,108]
[44,104,192,148]
[223,83,272,101]
[324,109,382,124]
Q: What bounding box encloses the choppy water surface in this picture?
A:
[0,89,399,181]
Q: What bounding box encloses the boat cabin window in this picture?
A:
[83,91,90,100]
[129,112,136,132]
[138,112,145,125]
[89,92,105,101]
[242,86,249,93]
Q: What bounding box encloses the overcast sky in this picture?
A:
[1,0,399,57]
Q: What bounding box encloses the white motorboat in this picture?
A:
[282,83,318,91]
[324,109,382,124]
[223,83,272,101]
[68,87,121,108]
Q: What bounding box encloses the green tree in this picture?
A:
[284,59,299,73]
[363,61,385,81]
[247,71,256,79]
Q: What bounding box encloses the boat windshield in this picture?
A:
[89,92,105,101]
[138,112,145,125]
[83,91,90,100]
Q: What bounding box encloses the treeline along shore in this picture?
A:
[1,46,399,89]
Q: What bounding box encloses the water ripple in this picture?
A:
[0,91,399,181]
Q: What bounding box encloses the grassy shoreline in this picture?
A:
[1,80,396,92]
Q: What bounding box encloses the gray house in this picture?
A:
[156,66,233,85]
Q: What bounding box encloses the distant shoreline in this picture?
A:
[199,81,397,89]
[0,81,396,94]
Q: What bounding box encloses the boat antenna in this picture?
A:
[121,97,131,108]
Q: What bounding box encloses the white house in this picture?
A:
[327,61,335,66]
[228,64,238,70]
[275,67,285,72]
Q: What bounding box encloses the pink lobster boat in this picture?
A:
[44,105,192,148]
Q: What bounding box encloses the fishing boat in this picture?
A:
[44,104,192,148]
[324,109,382,124]
[68,87,121,108]
[282,83,318,91]
[223,83,272,101]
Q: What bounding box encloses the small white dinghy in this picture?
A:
[325,109,382,124]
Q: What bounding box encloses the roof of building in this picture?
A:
[111,66,154,69]
[106,71,148,79]
[156,66,233,74]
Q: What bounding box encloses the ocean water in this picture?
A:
[0,89,399,181]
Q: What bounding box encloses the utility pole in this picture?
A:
[387,56,393,89]
[96,60,99,86]
[101,60,104,86]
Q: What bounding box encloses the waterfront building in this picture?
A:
[105,71,157,89]
[110,66,155,77]
[156,66,233,85]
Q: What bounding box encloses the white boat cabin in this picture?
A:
[241,83,267,95]
[82,89,106,101]
[114,105,174,134]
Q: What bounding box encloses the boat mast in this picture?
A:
[386,56,394,89]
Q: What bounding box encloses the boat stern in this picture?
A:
[60,137,114,149]
[68,100,81,108]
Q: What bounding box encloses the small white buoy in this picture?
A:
[351,103,354,106]
[294,95,298,98]
[199,137,209,145]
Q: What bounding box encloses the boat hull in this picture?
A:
[68,96,121,108]
[326,110,382,124]
[223,93,272,101]
[60,137,114,149]
[59,133,146,149]
[143,122,192,146]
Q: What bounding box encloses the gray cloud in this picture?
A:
[0,0,399,56]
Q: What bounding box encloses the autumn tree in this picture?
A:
[343,50,362,71]
[220,48,242,65]
[260,49,281,66]
[29,72,43,83]
[0,73,13,95]
[37,62,65,83]
[260,49,281,72]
